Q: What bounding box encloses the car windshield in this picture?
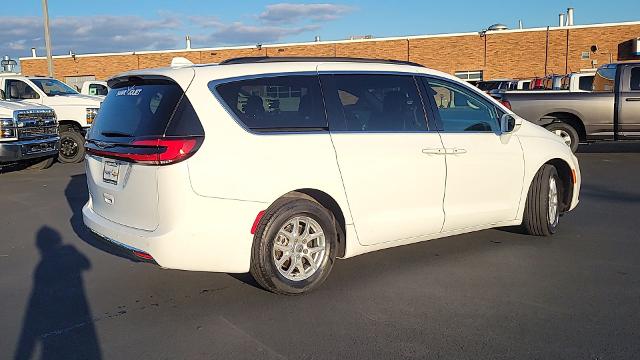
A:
[30,78,79,96]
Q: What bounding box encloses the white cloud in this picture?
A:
[194,22,321,46]
[259,3,353,24]
[0,15,182,59]
[0,4,353,60]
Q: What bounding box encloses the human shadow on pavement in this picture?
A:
[64,173,140,263]
[14,226,101,360]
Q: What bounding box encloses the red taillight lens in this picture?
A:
[133,250,154,261]
[86,137,201,165]
[500,100,512,110]
[251,210,266,234]
[132,138,198,165]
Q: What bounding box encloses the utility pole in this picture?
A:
[41,0,54,77]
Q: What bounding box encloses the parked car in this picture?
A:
[502,61,640,152]
[0,75,102,163]
[514,79,532,90]
[560,72,595,92]
[0,98,59,170]
[80,80,109,97]
[476,79,514,93]
[82,57,581,295]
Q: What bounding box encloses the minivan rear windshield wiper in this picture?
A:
[100,131,134,137]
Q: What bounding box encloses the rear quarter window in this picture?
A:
[213,75,326,132]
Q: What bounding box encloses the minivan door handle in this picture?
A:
[449,147,467,154]
[625,97,640,102]
[422,148,445,155]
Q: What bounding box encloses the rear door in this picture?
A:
[85,74,202,231]
[618,65,640,138]
[320,71,446,246]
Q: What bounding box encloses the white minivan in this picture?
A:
[83,57,581,295]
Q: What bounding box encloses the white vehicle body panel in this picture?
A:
[438,132,524,231]
[82,60,581,273]
[329,132,446,245]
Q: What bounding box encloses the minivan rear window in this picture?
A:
[88,78,203,142]
[214,75,326,132]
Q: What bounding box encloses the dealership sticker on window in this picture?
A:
[116,86,142,96]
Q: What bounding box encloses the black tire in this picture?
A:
[58,129,85,163]
[250,197,338,295]
[546,122,579,153]
[26,157,55,170]
[522,164,562,236]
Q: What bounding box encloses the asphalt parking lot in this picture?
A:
[1,143,639,360]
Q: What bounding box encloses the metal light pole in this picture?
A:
[41,0,54,77]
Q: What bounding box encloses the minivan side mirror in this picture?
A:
[500,113,521,134]
[0,89,5,100]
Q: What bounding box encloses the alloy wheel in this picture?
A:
[548,177,559,226]
[272,216,327,281]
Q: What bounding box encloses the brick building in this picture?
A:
[18,21,640,86]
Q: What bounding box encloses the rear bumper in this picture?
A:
[82,194,264,273]
[0,137,59,163]
[88,229,158,265]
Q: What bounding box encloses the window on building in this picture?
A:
[454,70,483,82]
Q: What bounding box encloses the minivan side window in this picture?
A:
[324,74,428,132]
[6,80,40,100]
[424,78,500,133]
[215,75,326,132]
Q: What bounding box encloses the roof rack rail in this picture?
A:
[219,56,425,68]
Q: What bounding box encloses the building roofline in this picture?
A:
[19,20,640,61]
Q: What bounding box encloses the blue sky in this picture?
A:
[2,1,640,61]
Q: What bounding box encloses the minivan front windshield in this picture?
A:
[30,78,79,96]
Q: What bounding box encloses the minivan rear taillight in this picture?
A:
[86,137,202,165]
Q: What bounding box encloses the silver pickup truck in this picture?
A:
[502,61,640,152]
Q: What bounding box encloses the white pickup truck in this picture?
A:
[0,75,101,163]
[0,100,59,170]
